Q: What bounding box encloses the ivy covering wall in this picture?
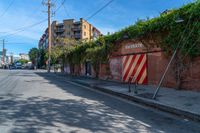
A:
[52,1,200,66]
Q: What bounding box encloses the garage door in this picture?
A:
[122,54,147,84]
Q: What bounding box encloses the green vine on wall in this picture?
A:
[50,1,200,67]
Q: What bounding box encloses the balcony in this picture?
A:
[74,34,81,39]
[57,33,65,37]
[55,28,65,33]
[72,26,81,31]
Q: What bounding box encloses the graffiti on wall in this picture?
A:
[109,57,122,80]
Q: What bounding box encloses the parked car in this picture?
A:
[15,63,22,69]
[9,65,15,69]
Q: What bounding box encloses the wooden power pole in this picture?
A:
[2,39,5,65]
[43,0,53,72]
[47,0,52,73]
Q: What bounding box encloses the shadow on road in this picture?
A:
[0,72,199,133]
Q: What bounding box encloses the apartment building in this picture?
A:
[38,28,48,49]
[39,18,101,49]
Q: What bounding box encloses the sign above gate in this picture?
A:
[125,43,144,50]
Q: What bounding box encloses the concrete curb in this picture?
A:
[72,80,200,122]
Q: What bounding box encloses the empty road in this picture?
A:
[0,70,200,133]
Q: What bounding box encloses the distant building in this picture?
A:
[13,55,20,63]
[0,50,7,67]
[38,18,102,49]
[19,53,29,60]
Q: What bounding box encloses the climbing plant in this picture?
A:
[59,1,200,67]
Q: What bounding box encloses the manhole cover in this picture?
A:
[137,93,161,99]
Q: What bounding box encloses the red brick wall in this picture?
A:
[109,39,200,91]
[99,63,110,80]
[148,52,200,91]
[181,57,200,91]
[73,39,200,91]
[147,52,177,87]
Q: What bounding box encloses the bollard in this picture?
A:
[128,77,131,93]
[128,76,138,94]
[134,80,138,94]
[128,76,134,93]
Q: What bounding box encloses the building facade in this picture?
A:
[38,18,101,49]
[0,50,6,67]
[38,28,48,50]
[19,53,29,60]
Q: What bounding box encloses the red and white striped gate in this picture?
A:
[122,54,147,84]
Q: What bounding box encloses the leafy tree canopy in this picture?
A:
[28,47,38,64]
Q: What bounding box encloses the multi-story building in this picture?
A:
[38,18,102,49]
[0,50,11,68]
[38,28,48,50]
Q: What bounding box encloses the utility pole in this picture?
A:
[0,39,6,69]
[43,0,53,73]
[2,39,5,65]
[10,52,13,64]
[47,0,52,73]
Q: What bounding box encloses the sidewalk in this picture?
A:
[66,76,200,122]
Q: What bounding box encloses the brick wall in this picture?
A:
[108,39,200,91]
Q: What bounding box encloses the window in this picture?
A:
[84,32,86,36]
[67,32,70,35]
[84,25,86,29]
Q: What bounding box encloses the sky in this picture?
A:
[0,0,194,56]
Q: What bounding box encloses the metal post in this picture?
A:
[128,78,131,93]
[152,48,178,99]
[2,39,5,69]
[134,80,138,94]
[47,0,52,73]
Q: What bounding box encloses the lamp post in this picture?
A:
[152,17,184,99]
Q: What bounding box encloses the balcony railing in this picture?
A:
[74,34,81,39]
[72,26,81,31]
[55,28,65,33]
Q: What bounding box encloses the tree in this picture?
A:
[17,59,29,65]
[38,48,47,68]
[28,48,38,65]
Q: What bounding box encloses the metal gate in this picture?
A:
[122,54,147,84]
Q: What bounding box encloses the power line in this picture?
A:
[0,0,66,38]
[54,0,66,13]
[0,18,48,38]
[4,42,36,45]
[0,0,15,18]
[62,2,72,18]
[86,0,114,21]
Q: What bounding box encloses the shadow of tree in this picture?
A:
[0,95,153,133]
[0,72,199,133]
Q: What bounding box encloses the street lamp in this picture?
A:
[175,17,184,23]
[152,17,184,99]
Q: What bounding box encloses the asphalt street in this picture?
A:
[0,69,200,133]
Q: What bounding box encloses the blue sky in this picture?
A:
[0,0,193,56]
